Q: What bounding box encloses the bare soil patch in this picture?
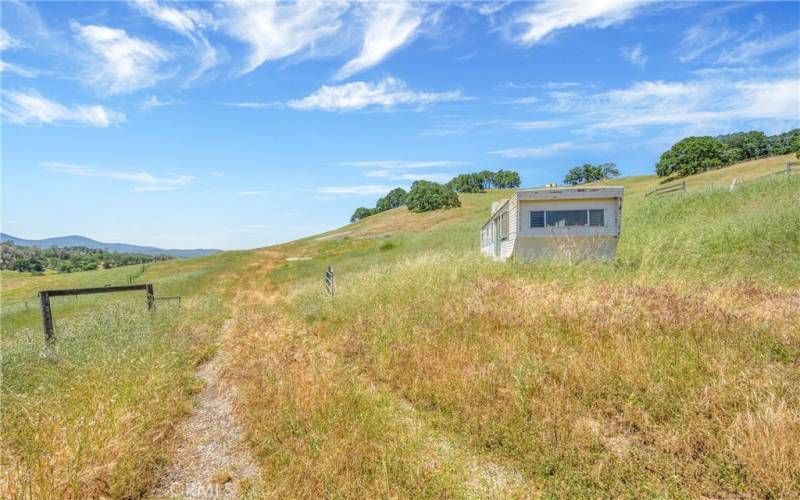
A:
[151,322,259,499]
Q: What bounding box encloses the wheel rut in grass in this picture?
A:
[151,320,259,499]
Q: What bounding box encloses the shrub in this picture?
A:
[376,188,408,212]
[350,207,376,223]
[447,170,521,193]
[656,136,732,177]
[717,130,770,161]
[492,170,521,188]
[447,173,485,193]
[564,162,620,185]
[405,180,461,212]
[379,242,396,251]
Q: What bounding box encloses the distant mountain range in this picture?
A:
[0,233,221,258]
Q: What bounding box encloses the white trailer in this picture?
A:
[480,186,624,262]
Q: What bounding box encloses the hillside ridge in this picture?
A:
[0,233,220,258]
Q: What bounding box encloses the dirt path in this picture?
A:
[151,321,259,499]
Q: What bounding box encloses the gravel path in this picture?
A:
[151,324,259,499]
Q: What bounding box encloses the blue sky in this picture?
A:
[2,1,798,250]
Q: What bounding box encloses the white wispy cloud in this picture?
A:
[503,96,539,105]
[677,6,796,67]
[365,170,451,183]
[338,159,466,184]
[335,2,424,80]
[1,90,125,127]
[420,118,504,137]
[43,161,194,191]
[621,43,646,66]
[140,95,178,110]
[0,28,38,77]
[489,141,580,158]
[315,185,395,195]
[0,61,39,78]
[220,100,281,109]
[716,31,800,66]
[130,0,218,82]
[235,190,270,196]
[338,160,470,169]
[541,78,800,132]
[474,1,512,16]
[510,0,649,45]
[71,21,171,95]
[287,77,465,111]
[0,28,23,51]
[678,20,736,63]
[220,0,348,75]
[512,120,565,130]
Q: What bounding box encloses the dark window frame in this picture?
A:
[528,209,607,228]
[530,211,545,228]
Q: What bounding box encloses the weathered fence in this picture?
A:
[646,180,686,197]
[324,266,336,297]
[38,284,155,342]
[729,161,797,191]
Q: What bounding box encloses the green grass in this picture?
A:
[275,166,799,288]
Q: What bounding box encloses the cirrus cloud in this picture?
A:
[1,90,125,127]
[315,185,395,195]
[43,161,194,191]
[510,0,650,45]
[130,0,219,82]
[335,2,424,80]
[71,21,171,95]
[287,77,465,111]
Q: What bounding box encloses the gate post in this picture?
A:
[39,291,54,342]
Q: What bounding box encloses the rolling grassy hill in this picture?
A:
[0,233,220,258]
[1,154,798,497]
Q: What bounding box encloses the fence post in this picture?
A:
[146,284,155,311]
[729,178,737,191]
[324,266,335,297]
[788,161,792,175]
[39,291,54,342]
[681,180,686,192]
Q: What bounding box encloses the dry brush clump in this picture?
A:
[284,252,800,497]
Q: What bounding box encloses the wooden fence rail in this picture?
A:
[646,180,686,197]
[729,161,797,191]
[38,284,155,342]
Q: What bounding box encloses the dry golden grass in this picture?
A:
[217,253,539,497]
[278,252,800,497]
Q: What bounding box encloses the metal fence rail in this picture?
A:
[38,284,155,342]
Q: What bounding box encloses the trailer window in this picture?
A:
[546,210,587,227]
[530,211,545,228]
[589,209,605,226]
[499,212,510,240]
[528,209,607,229]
